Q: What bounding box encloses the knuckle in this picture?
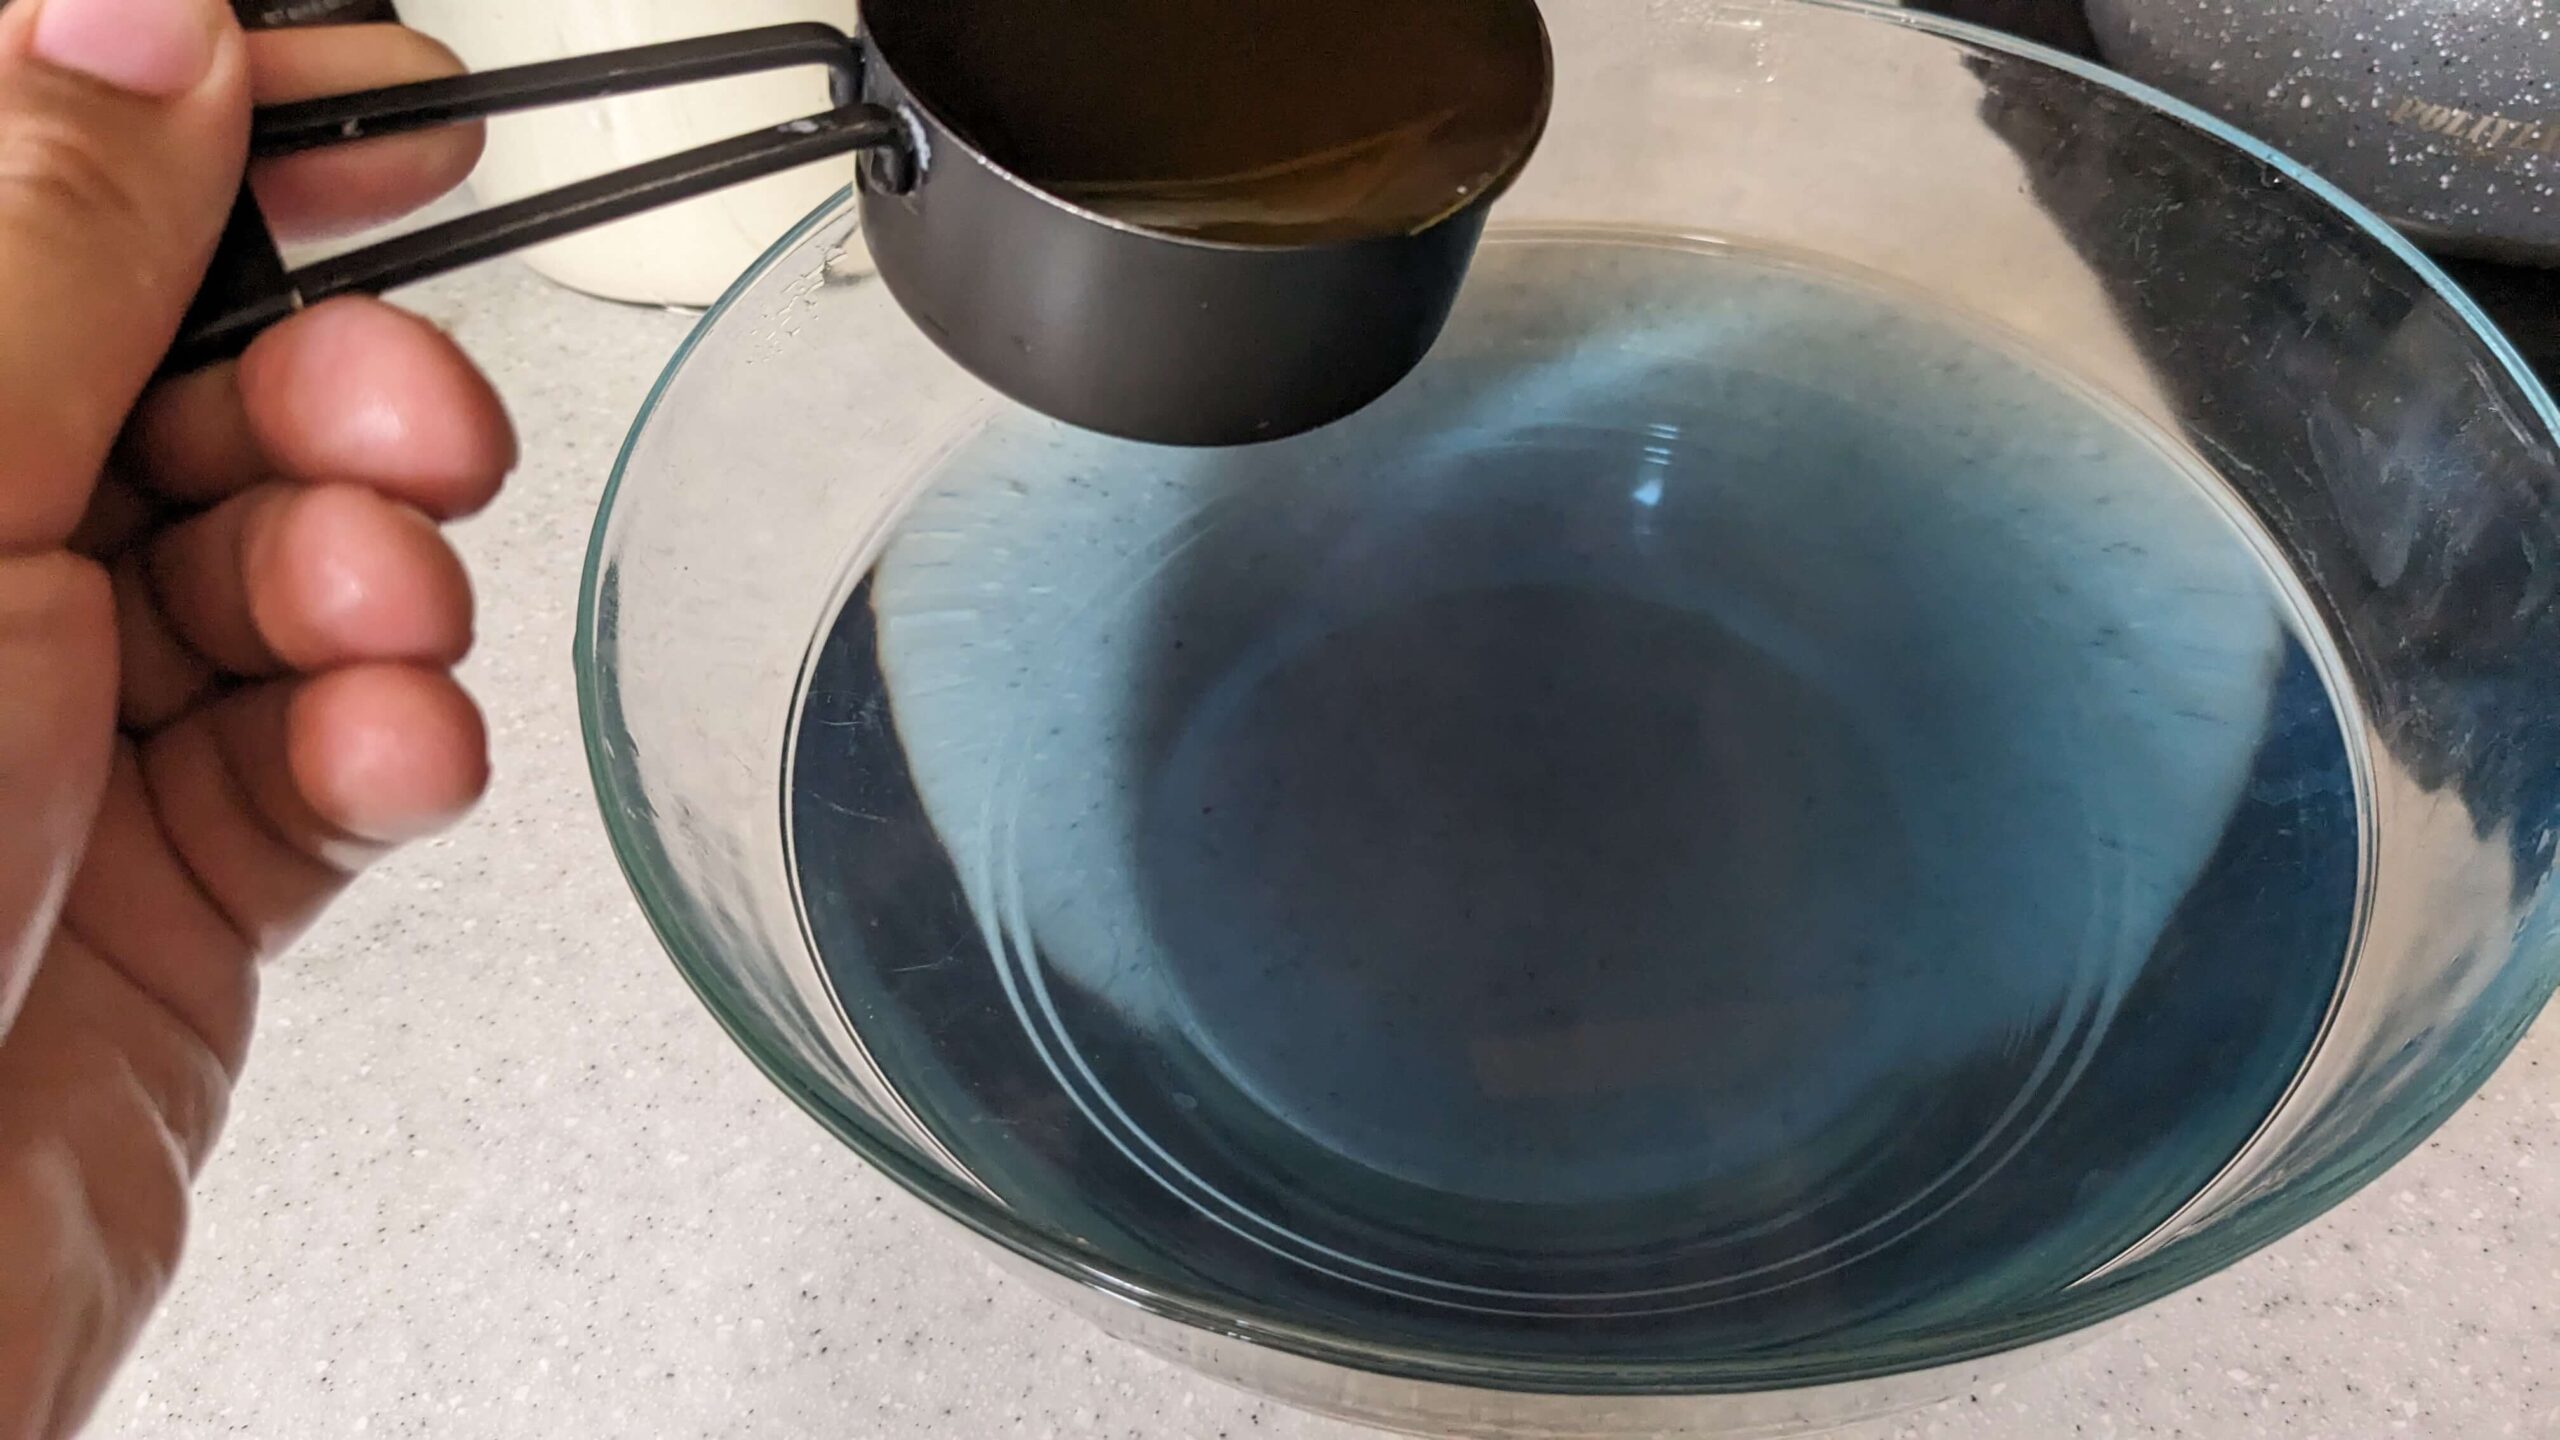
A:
[107,1140,193,1296]
[0,110,153,243]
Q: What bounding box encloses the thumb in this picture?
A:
[0,0,247,1035]
[0,0,249,552]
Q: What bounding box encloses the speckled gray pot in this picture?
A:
[2086,0,2558,265]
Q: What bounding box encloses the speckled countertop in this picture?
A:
[89,262,2558,1439]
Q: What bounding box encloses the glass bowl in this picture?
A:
[576,1,2560,1434]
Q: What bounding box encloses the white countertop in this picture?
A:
[96,263,2559,1440]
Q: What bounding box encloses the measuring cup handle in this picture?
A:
[165,23,902,380]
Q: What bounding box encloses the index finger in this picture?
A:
[246,24,483,242]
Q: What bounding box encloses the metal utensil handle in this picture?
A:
[165,23,898,379]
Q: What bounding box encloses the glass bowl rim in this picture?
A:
[574,0,2560,1396]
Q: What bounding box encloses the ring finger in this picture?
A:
[114,481,472,731]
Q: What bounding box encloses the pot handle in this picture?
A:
[165,23,904,380]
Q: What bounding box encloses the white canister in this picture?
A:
[397,0,865,307]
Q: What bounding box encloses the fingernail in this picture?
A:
[31,0,222,98]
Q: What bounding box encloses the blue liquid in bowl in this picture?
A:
[785,234,2360,1361]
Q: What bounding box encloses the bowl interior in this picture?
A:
[579,0,2560,1397]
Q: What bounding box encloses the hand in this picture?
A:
[0,4,510,1434]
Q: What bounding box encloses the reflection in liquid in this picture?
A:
[787,236,2360,1360]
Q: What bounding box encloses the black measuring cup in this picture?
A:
[173,2,1553,447]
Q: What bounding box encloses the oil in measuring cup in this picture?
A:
[884,0,1550,243]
